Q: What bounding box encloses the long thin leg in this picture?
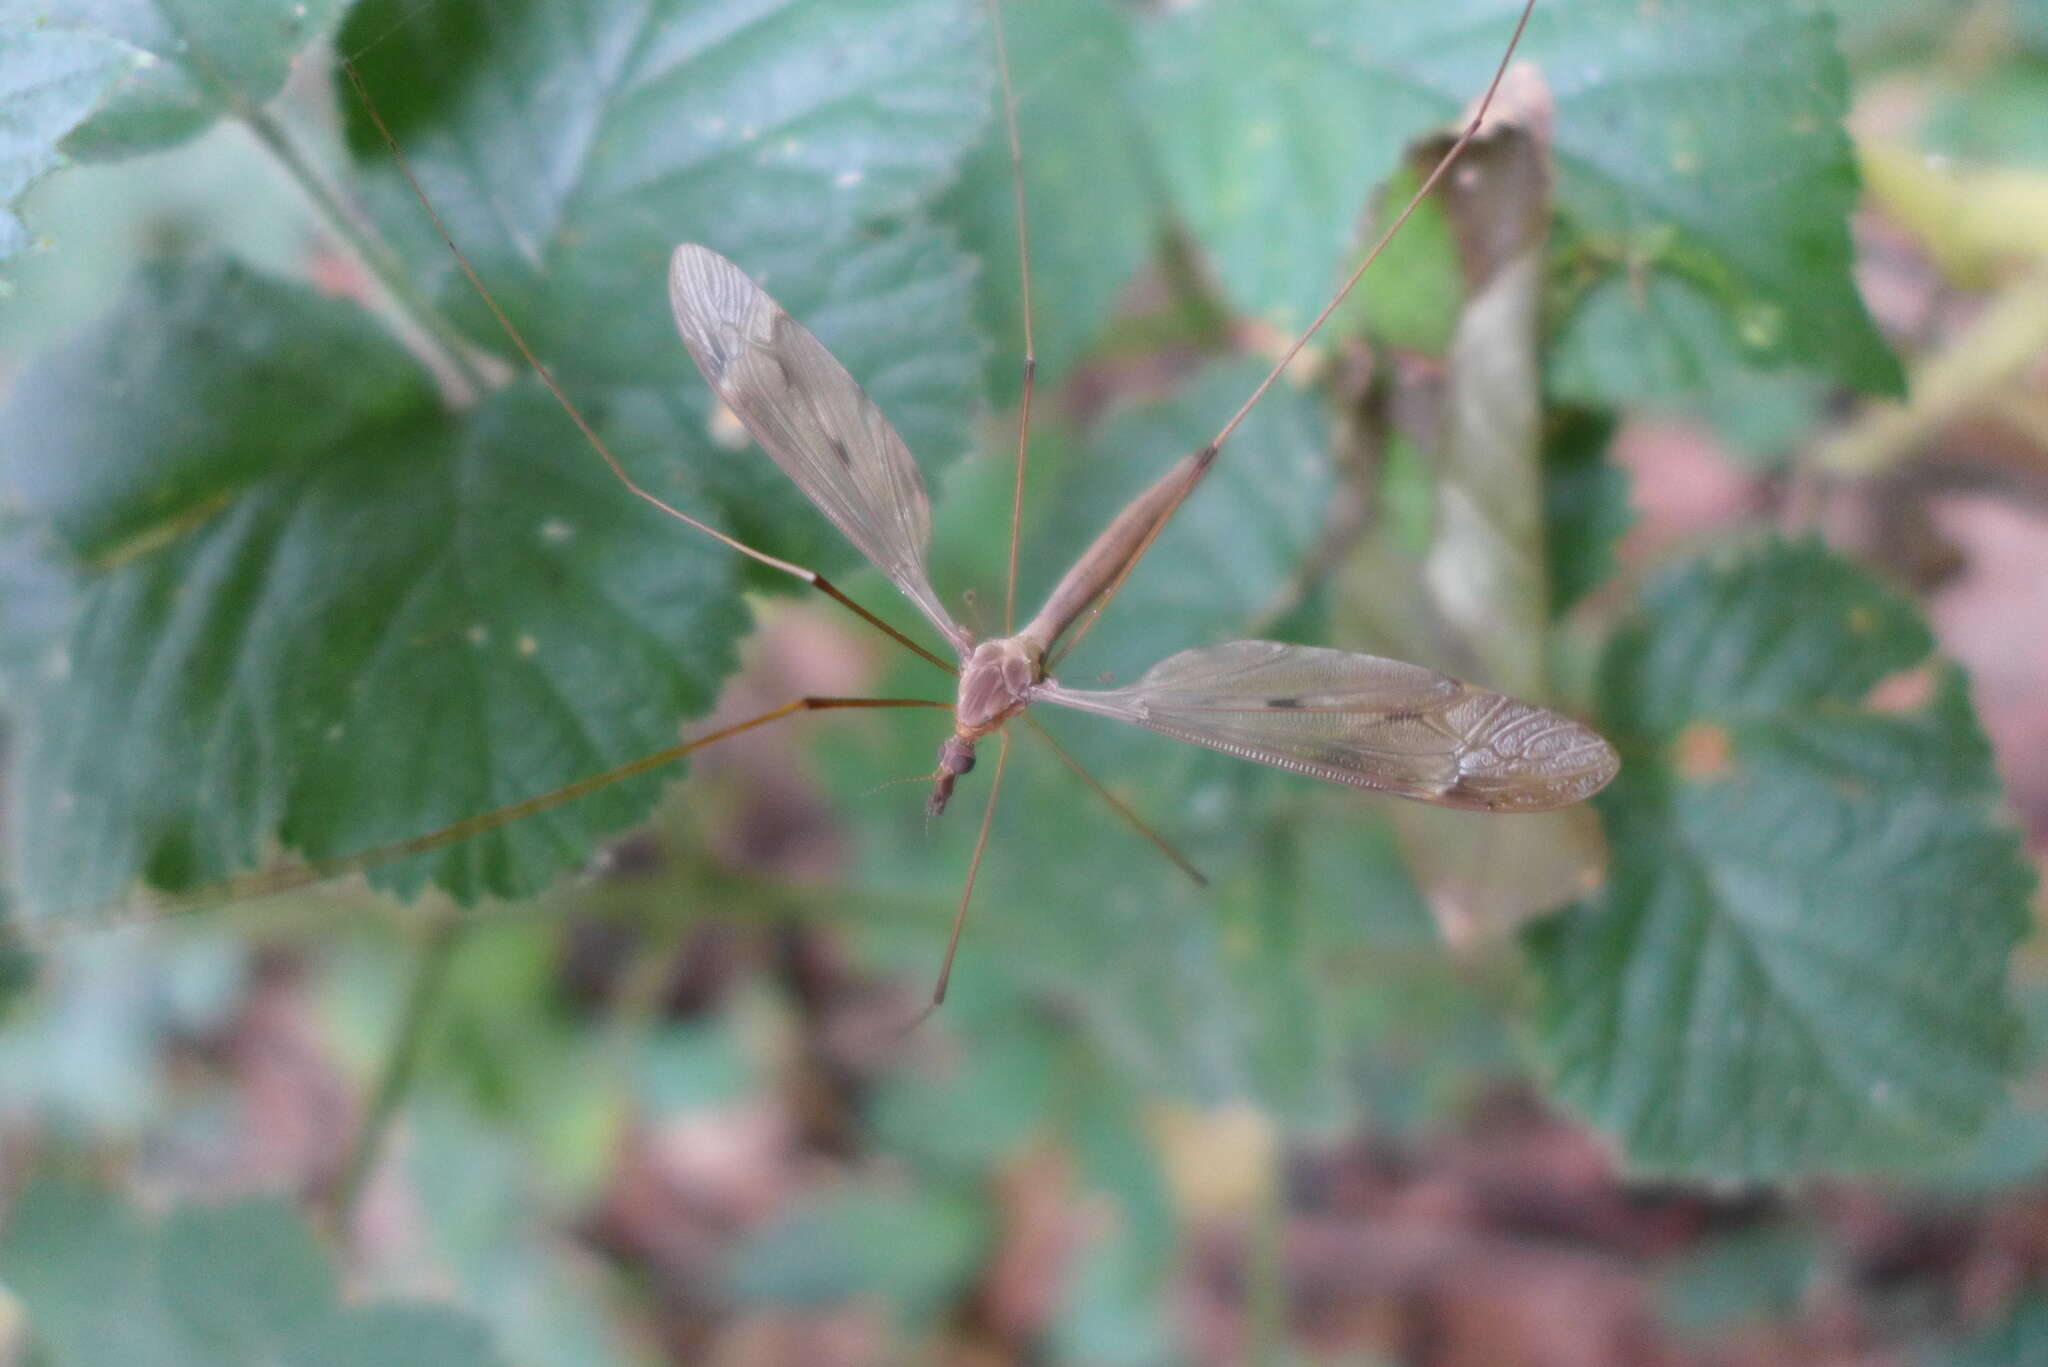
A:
[1047,0,1539,669]
[49,697,950,941]
[340,62,955,678]
[1020,714,1205,886]
[927,727,1013,1013]
[986,0,1037,635]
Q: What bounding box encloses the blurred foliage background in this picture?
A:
[0,0,2045,1362]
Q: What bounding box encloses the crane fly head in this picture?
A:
[927,735,977,818]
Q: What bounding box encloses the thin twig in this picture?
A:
[330,911,465,1230]
[242,108,489,393]
[1817,265,2048,477]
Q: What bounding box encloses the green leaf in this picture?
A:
[1343,949,1520,1135]
[0,932,244,1133]
[1923,1090,2048,1192]
[869,1018,1064,1175]
[0,515,75,704]
[341,0,993,383]
[633,1020,754,1113]
[0,1178,183,1367]
[401,1101,628,1367]
[292,1307,505,1367]
[1140,0,1901,393]
[0,1181,505,1366]
[1375,431,1435,559]
[937,0,1158,403]
[1655,1227,1817,1337]
[1050,1205,1175,1367]
[732,1183,991,1322]
[1549,273,1830,465]
[1922,989,2048,1192]
[1543,410,1631,619]
[5,259,745,914]
[1067,1071,1175,1279]
[158,1202,334,1353]
[9,0,347,160]
[7,256,433,562]
[0,925,33,1021]
[1922,62,2048,168]
[1542,0,1901,394]
[1050,1241,1174,1367]
[1347,162,1461,357]
[1137,0,1453,334]
[0,22,142,259]
[1820,0,1974,70]
[1929,1296,2048,1367]
[1527,539,2035,1177]
[1201,804,1428,1124]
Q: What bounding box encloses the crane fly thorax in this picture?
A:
[954,637,1043,736]
[927,637,1044,817]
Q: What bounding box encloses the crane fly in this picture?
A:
[663,218,1613,1001]
[52,0,1616,1009]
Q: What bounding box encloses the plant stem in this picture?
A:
[1818,265,2048,477]
[242,107,491,394]
[331,911,465,1230]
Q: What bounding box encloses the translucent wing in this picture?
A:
[1035,640,1617,812]
[669,244,966,651]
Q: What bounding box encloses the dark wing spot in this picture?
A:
[827,435,853,467]
[1265,696,1303,709]
[1441,777,1502,810]
[701,336,729,377]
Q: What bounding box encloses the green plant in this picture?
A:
[0,0,2036,1362]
